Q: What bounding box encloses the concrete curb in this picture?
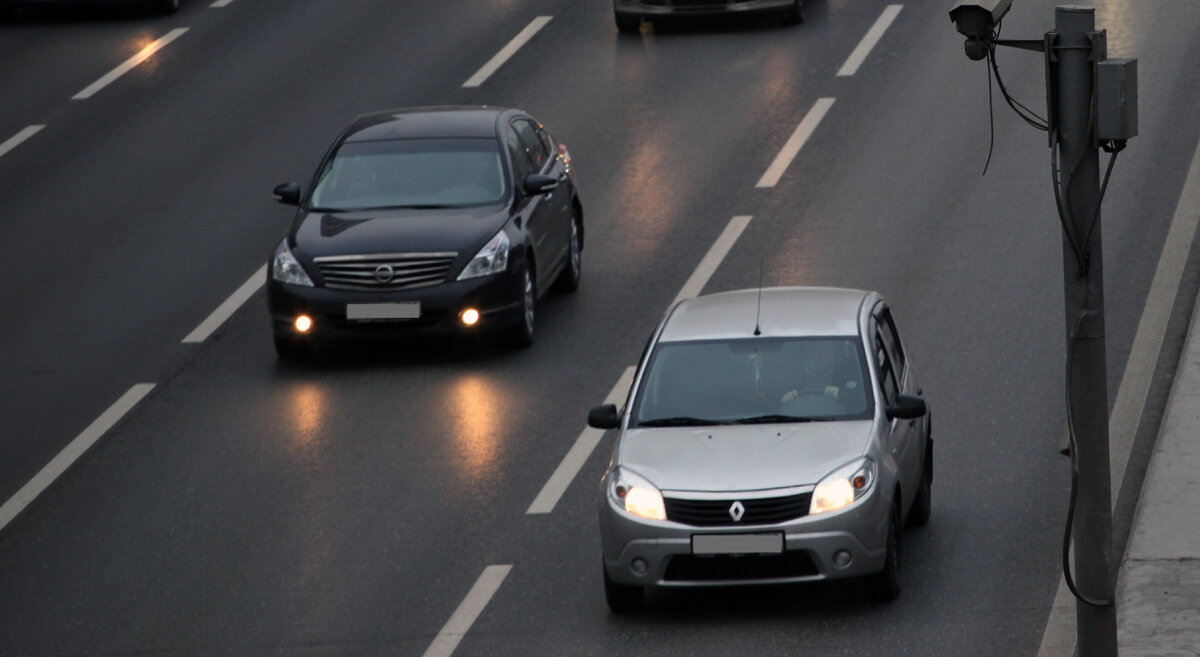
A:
[1117,292,1200,656]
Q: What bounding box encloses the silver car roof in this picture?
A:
[658,287,873,342]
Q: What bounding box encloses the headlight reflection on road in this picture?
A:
[287,382,329,450]
[446,375,508,484]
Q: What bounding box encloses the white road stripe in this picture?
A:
[183,265,267,343]
[0,125,44,160]
[422,565,512,657]
[72,28,189,100]
[0,383,155,532]
[210,0,235,7]
[526,367,636,514]
[672,215,753,306]
[837,5,902,77]
[462,16,552,88]
[529,216,752,514]
[756,98,835,188]
[1036,131,1200,656]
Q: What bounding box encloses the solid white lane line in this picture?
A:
[0,383,155,532]
[0,125,45,160]
[182,265,267,344]
[1036,132,1200,657]
[756,98,835,188]
[422,565,512,657]
[837,5,902,77]
[72,28,189,100]
[527,367,636,514]
[210,0,235,6]
[672,215,753,306]
[462,16,552,88]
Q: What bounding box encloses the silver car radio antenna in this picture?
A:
[753,260,764,336]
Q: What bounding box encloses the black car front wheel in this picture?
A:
[505,265,535,348]
[554,215,582,293]
[273,334,308,361]
[782,1,803,24]
[149,0,179,14]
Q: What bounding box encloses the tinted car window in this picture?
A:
[878,308,905,371]
[309,138,507,211]
[632,337,873,425]
[875,333,899,407]
[514,120,550,173]
[506,129,535,183]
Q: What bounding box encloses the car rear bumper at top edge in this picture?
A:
[614,0,796,18]
[268,269,523,341]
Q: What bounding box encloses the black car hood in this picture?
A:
[290,203,508,260]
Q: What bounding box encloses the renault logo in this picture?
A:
[729,501,745,522]
[374,265,395,283]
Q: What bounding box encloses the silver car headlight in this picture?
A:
[272,239,314,287]
[457,230,510,281]
[809,458,876,515]
[608,467,666,521]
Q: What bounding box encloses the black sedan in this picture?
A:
[267,106,583,358]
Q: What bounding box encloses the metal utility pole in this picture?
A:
[1054,7,1118,656]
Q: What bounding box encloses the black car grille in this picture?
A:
[664,493,812,527]
[313,253,457,291]
[664,552,818,582]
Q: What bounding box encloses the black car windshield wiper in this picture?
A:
[733,414,827,424]
[638,416,728,427]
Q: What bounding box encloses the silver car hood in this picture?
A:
[617,421,874,493]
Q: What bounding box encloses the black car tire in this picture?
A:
[506,264,535,348]
[908,432,933,527]
[273,334,307,361]
[782,1,803,24]
[149,0,180,14]
[553,215,582,293]
[615,12,640,33]
[603,565,643,612]
[865,505,901,602]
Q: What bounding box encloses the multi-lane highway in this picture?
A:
[2,1,1199,655]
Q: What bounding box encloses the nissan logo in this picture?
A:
[729,501,745,522]
[374,264,395,283]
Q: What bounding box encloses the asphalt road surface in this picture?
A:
[2,1,1199,655]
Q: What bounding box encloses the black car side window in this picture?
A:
[507,129,535,184]
[514,120,550,173]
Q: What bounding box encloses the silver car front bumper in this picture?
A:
[599,486,889,588]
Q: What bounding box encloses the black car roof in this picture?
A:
[343,106,510,143]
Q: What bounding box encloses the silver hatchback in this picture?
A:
[588,287,931,610]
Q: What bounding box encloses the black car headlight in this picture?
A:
[272,240,314,287]
[457,230,510,281]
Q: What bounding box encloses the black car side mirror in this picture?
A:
[523,174,559,196]
[588,404,621,430]
[273,182,301,206]
[887,394,927,420]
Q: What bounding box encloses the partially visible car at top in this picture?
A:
[613,0,802,33]
[268,106,583,358]
[0,0,178,15]
[589,287,931,610]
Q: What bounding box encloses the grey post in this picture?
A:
[1054,6,1118,656]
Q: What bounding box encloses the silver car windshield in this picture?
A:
[309,138,508,211]
[631,337,874,427]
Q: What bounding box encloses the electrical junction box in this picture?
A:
[1096,58,1138,142]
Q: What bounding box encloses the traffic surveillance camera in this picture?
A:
[949,0,1013,60]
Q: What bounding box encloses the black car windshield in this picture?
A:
[631,336,874,427]
[308,138,508,211]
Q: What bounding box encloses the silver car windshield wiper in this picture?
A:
[733,414,827,424]
[638,416,728,427]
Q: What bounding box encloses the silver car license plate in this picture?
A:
[346,302,421,321]
[692,533,784,555]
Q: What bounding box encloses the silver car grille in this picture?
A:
[663,492,812,526]
[313,252,457,291]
